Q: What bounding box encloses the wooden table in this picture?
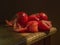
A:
[0,26,57,45]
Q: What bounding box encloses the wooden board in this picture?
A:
[0,26,57,45]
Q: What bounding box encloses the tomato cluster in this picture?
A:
[5,12,52,33]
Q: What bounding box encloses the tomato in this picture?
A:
[36,12,48,20]
[16,12,28,27]
[28,14,39,21]
[27,21,38,32]
[38,20,52,31]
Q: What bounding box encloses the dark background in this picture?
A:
[0,0,60,45]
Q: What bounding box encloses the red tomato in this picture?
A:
[38,20,52,31]
[16,12,28,27]
[27,21,38,32]
[28,14,39,21]
[36,12,48,20]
